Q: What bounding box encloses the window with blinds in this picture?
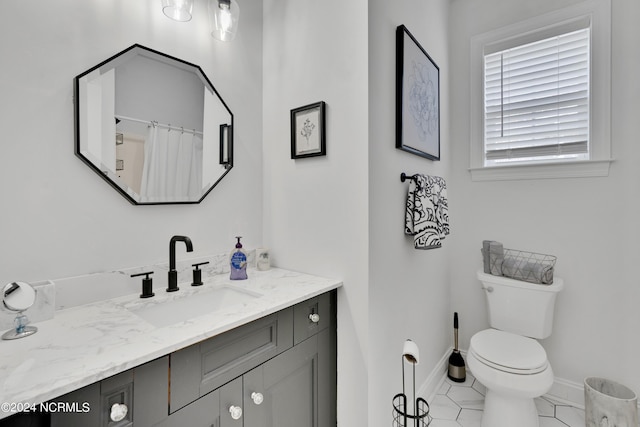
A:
[483,27,590,166]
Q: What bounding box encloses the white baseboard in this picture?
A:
[548,377,640,412]
[417,347,453,402]
[418,347,589,410]
[546,377,586,409]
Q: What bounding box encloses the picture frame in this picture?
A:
[396,25,440,161]
[291,101,326,159]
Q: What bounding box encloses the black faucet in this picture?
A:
[167,235,193,292]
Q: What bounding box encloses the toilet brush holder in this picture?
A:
[392,340,431,427]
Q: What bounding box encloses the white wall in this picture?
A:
[262,0,369,425]
[263,1,453,424]
[0,0,263,285]
[368,0,451,425]
[449,0,640,395]
[7,0,638,423]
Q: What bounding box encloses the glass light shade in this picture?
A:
[162,0,194,22]
[209,0,240,42]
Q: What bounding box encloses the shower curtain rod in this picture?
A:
[115,115,203,136]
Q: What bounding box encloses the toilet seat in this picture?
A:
[470,329,548,375]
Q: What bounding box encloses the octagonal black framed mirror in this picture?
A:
[74,44,233,205]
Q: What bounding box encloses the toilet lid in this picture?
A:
[470,329,548,374]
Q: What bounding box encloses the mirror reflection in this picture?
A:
[2,282,38,340]
[3,282,36,312]
[74,44,233,205]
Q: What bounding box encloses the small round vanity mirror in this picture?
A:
[2,282,38,340]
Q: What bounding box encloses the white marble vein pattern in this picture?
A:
[0,266,340,420]
[53,251,255,310]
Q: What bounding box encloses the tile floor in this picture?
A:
[427,372,585,427]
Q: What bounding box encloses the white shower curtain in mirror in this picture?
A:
[140,126,203,203]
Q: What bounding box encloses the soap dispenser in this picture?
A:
[230,236,248,280]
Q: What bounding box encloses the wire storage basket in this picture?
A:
[501,248,556,285]
[392,340,431,427]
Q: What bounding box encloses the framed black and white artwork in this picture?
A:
[291,101,326,159]
[396,25,440,161]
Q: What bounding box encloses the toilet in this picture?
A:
[468,270,564,427]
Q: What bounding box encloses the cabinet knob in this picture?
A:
[309,313,320,323]
[110,403,128,422]
[229,405,243,420]
[251,392,264,405]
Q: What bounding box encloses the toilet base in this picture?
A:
[481,390,539,427]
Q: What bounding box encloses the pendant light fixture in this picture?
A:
[208,0,240,42]
[161,0,240,42]
[161,0,194,22]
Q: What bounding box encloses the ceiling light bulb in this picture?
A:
[209,0,240,42]
[220,7,232,32]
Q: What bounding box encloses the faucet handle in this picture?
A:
[191,262,209,286]
[131,271,154,298]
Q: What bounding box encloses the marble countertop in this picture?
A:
[0,268,341,419]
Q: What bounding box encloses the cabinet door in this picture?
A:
[99,369,134,427]
[243,334,320,427]
[219,377,243,427]
[50,356,169,427]
[155,388,220,427]
[50,382,100,427]
[317,327,337,427]
[293,292,331,345]
[133,356,169,426]
[159,376,242,427]
[170,308,293,413]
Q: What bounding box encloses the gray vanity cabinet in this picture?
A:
[50,355,169,427]
[42,290,336,427]
[243,328,335,427]
[293,293,331,345]
[156,388,220,427]
[169,308,294,413]
[156,375,246,427]
[219,377,244,427]
[156,379,247,427]
[243,292,336,427]
[169,290,336,427]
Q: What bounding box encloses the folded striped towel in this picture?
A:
[405,174,449,249]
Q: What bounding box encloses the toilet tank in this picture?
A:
[477,270,564,339]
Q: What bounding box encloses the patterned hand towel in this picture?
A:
[405,174,450,249]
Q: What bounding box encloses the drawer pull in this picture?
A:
[251,392,264,405]
[309,313,320,323]
[110,403,128,422]
[229,405,243,420]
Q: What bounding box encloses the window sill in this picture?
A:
[469,159,613,181]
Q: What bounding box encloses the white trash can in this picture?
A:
[585,377,638,427]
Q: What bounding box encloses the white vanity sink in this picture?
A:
[125,284,261,328]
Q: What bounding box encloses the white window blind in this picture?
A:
[484,27,590,165]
